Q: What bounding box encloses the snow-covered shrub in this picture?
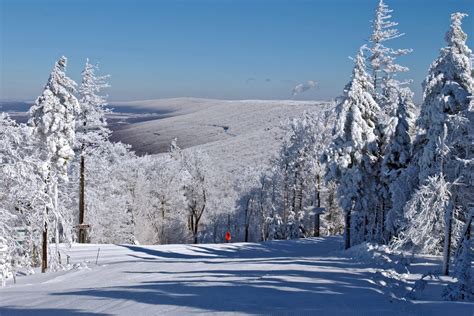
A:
[266,214,285,241]
[286,210,304,239]
[0,236,13,286]
[392,175,451,255]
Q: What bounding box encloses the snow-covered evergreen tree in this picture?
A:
[28,56,80,272]
[369,0,412,106]
[324,47,380,249]
[0,113,50,282]
[382,87,416,239]
[416,13,473,182]
[368,0,415,243]
[396,13,473,261]
[76,59,110,243]
[392,174,452,255]
[1,115,34,283]
[77,59,110,146]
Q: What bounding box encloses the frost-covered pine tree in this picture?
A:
[368,0,415,242]
[395,13,473,263]
[392,174,452,255]
[382,87,416,239]
[76,59,110,243]
[0,114,46,284]
[77,60,110,139]
[29,56,80,272]
[369,0,412,106]
[416,13,473,182]
[324,47,380,249]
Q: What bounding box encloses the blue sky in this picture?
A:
[1,0,473,102]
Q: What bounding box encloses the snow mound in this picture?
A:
[344,243,411,268]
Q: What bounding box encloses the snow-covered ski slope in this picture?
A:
[1,237,471,315]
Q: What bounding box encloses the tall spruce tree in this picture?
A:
[325,47,380,249]
[382,87,416,240]
[76,59,110,243]
[29,56,80,272]
[369,0,412,107]
[395,14,473,272]
[368,0,415,242]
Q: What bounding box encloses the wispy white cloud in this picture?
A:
[292,80,317,96]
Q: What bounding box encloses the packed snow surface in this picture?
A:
[1,237,471,315]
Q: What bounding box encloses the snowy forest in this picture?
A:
[0,0,473,312]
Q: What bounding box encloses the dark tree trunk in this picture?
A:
[443,202,454,276]
[314,215,320,237]
[380,199,385,243]
[291,169,298,214]
[443,219,452,276]
[78,154,86,243]
[41,223,48,273]
[344,210,351,250]
[314,174,321,237]
[244,197,251,242]
[193,213,201,244]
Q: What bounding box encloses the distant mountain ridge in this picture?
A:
[0,101,33,112]
[0,100,164,115]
